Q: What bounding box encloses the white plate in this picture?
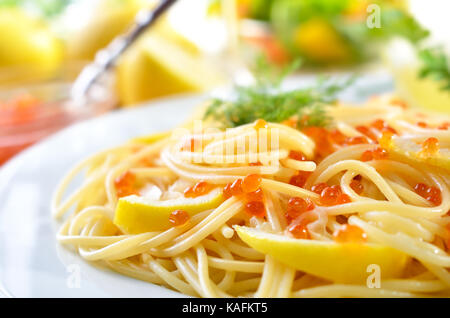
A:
[0,74,393,298]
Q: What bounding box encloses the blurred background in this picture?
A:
[0,0,449,164]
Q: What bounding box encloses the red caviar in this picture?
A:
[114,171,137,198]
[286,197,315,219]
[361,147,389,161]
[311,183,328,194]
[289,171,312,188]
[289,150,307,161]
[329,129,347,145]
[414,183,442,206]
[438,122,450,130]
[303,127,335,157]
[245,201,266,218]
[337,193,352,204]
[333,224,367,243]
[350,179,364,195]
[169,210,190,226]
[356,126,378,142]
[246,188,264,202]
[223,179,244,198]
[320,186,341,206]
[184,181,213,198]
[417,122,428,128]
[287,222,310,239]
[319,185,352,206]
[421,137,440,155]
[242,174,262,193]
[254,119,268,130]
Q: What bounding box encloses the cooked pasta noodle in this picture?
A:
[53,95,450,298]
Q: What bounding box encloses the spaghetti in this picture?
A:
[53,95,450,298]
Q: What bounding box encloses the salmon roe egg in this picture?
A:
[414,183,442,206]
[337,194,351,204]
[169,210,190,227]
[421,137,440,155]
[245,201,266,218]
[329,129,347,145]
[361,148,388,161]
[286,197,314,219]
[287,222,310,239]
[356,126,378,142]
[223,179,244,198]
[184,181,212,198]
[114,171,137,198]
[311,183,328,194]
[334,224,367,243]
[414,183,429,197]
[246,188,264,202]
[320,186,341,206]
[254,119,268,130]
[289,150,307,161]
[289,171,312,188]
[417,122,428,128]
[425,186,442,206]
[372,148,389,160]
[361,150,374,162]
[438,122,450,130]
[242,174,262,193]
[350,180,364,195]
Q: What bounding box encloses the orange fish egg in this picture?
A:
[254,119,268,130]
[246,188,264,202]
[287,222,310,239]
[421,137,440,155]
[242,174,262,193]
[289,171,312,188]
[350,179,364,195]
[311,183,328,195]
[245,201,266,218]
[333,224,367,243]
[169,210,190,227]
[414,183,442,206]
[184,181,212,198]
[288,150,307,161]
[286,197,315,219]
[114,171,137,198]
[223,179,244,198]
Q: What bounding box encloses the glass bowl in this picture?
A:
[0,76,117,165]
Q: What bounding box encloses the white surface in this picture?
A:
[0,75,393,298]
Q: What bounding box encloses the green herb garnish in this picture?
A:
[418,47,450,91]
[204,58,354,128]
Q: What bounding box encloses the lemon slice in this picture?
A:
[116,33,224,106]
[235,226,409,284]
[114,188,224,233]
[382,135,450,172]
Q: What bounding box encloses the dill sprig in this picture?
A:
[204,58,354,128]
[418,47,450,91]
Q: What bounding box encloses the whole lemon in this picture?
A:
[0,8,63,73]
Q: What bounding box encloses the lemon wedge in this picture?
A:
[116,33,224,106]
[114,188,224,233]
[235,226,409,284]
[382,135,450,172]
